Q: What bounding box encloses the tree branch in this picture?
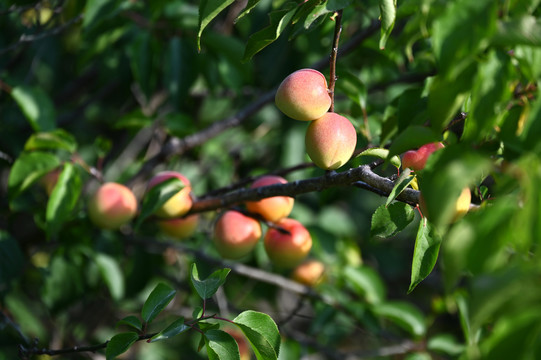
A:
[187,165,419,215]
[328,10,343,112]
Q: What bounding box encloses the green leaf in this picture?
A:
[126,30,153,98]
[0,231,24,288]
[494,16,541,47]
[8,151,60,202]
[197,0,236,51]
[135,177,186,228]
[342,265,386,304]
[408,218,443,293]
[419,145,492,229]
[242,5,296,62]
[96,253,125,301]
[462,50,513,142]
[150,317,190,343]
[116,316,142,332]
[356,147,401,168]
[427,334,465,356]
[431,0,497,78]
[235,0,262,23]
[336,71,368,110]
[11,85,56,132]
[141,283,176,324]
[105,332,139,360]
[83,0,121,31]
[379,0,396,49]
[46,162,82,235]
[371,202,415,239]
[386,168,414,206]
[371,301,426,337]
[190,263,231,300]
[233,310,280,360]
[205,329,241,360]
[24,129,77,153]
[387,126,440,159]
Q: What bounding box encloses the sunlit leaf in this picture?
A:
[233,311,280,360]
[141,283,176,324]
[408,218,443,293]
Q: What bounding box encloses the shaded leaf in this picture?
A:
[342,265,386,304]
[24,129,77,153]
[116,316,142,332]
[46,162,82,235]
[11,85,56,132]
[379,0,396,49]
[8,151,60,202]
[197,0,236,51]
[141,283,176,324]
[105,332,139,360]
[371,301,426,337]
[0,231,24,288]
[387,126,440,159]
[242,5,296,62]
[150,317,190,343]
[190,263,230,300]
[96,253,125,301]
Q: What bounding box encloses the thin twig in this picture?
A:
[328,10,343,112]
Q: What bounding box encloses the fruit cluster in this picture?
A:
[275,69,357,170]
[213,175,316,271]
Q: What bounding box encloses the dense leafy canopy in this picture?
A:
[1,0,541,359]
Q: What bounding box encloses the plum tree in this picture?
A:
[264,218,312,268]
[213,210,262,259]
[88,182,138,229]
[402,142,445,171]
[245,175,294,222]
[305,112,357,170]
[291,259,325,286]
[158,214,199,240]
[147,171,193,218]
[275,68,331,121]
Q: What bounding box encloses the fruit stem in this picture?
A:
[328,10,343,112]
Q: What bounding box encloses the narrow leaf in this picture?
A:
[342,265,386,304]
[379,0,396,49]
[46,162,82,235]
[135,177,185,228]
[96,253,125,301]
[190,263,231,300]
[105,332,139,360]
[11,85,56,132]
[150,317,190,343]
[371,202,415,239]
[235,0,262,23]
[233,310,280,360]
[356,147,401,168]
[205,329,241,360]
[141,283,176,324]
[0,231,24,287]
[24,129,77,153]
[385,168,414,207]
[408,218,443,293]
[116,316,142,332]
[8,151,60,202]
[242,5,296,62]
[371,301,426,337]
[197,0,236,51]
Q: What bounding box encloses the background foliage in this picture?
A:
[1,0,541,359]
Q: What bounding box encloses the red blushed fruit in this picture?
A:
[264,218,312,268]
[88,182,138,229]
[291,260,325,286]
[213,210,262,259]
[158,214,199,240]
[402,142,445,171]
[147,171,193,218]
[305,112,357,170]
[245,175,294,222]
[275,68,331,121]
